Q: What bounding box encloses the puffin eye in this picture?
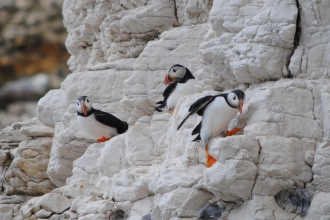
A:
[77,101,79,105]
[233,96,236,100]
[86,99,89,103]
[173,69,176,73]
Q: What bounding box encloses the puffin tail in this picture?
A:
[118,122,129,134]
[154,101,166,112]
[192,134,201,142]
[191,122,201,142]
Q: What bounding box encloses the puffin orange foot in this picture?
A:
[207,155,217,168]
[225,127,241,137]
[97,136,112,143]
[205,146,217,168]
[168,109,174,114]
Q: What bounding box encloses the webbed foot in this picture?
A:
[97,136,112,142]
[225,127,241,137]
[205,146,217,168]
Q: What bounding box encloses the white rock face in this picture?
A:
[228,195,300,220]
[199,0,298,91]
[67,143,104,185]
[5,137,55,195]
[150,160,204,196]
[97,135,128,178]
[3,0,330,219]
[20,193,71,219]
[158,187,214,219]
[290,1,330,79]
[63,0,176,72]
[202,135,259,201]
[1,205,14,219]
[203,158,257,201]
[312,142,330,192]
[37,89,67,128]
[0,118,56,196]
[253,136,315,196]
[306,192,330,220]
[243,80,324,140]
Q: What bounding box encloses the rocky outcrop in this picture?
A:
[1,118,56,196]
[0,118,55,219]
[199,0,298,90]
[2,0,330,219]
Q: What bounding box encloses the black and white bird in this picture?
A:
[76,96,128,142]
[155,64,196,114]
[177,89,245,168]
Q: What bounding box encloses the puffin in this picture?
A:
[76,96,128,142]
[155,64,196,114]
[177,89,245,168]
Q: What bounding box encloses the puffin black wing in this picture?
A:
[94,110,128,134]
[177,95,215,130]
[155,82,178,112]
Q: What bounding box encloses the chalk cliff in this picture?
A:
[1,0,330,219]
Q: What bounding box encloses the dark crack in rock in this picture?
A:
[198,203,222,220]
[110,210,128,220]
[275,188,313,217]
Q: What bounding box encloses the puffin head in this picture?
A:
[164,64,187,85]
[76,96,92,116]
[227,90,245,114]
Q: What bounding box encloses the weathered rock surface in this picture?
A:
[3,0,330,219]
[0,118,55,219]
[0,195,30,220]
[199,0,298,91]
[290,1,330,79]
[312,142,330,192]
[20,193,72,219]
[5,137,55,195]
[305,192,330,220]
[228,195,301,220]
[253,136,315,196]
[158,187,214,219]
[36,89,67,128]
[0,118,55,196]
[63,0,176,72]
[243,80,324,140]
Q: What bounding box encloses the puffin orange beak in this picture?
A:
[81,101,87,116]
[164,73,175,85]
[239,100,243,114]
